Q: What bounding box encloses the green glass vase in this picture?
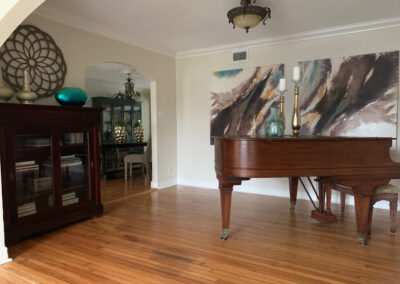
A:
[265,107,284,137]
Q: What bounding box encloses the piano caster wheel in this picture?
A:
[221,228,229,240]
[358,233,368,246]
[290,201,296,211]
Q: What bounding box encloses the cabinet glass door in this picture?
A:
[14,134,54,218]
[60,132,90,207]
[102,107,112,142]
[124,105,133,141]
[113,106,122,125]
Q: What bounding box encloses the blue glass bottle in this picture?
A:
[265,107,284,137]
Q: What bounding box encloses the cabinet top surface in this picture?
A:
[0,103,103,127]
[0,103,103,113]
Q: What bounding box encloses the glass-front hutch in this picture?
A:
[92,97,145,176]
[0,104,103,246]
[92,97,142,143]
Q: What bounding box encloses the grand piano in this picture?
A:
[214,136,400,245]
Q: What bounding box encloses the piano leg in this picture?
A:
[220,187,233,240]
[289,177,299,210]
[348,179,389,246]
[354,193,371,246]
[217,175,244,240]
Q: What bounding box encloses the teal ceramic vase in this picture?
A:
[265,107,284,137]
[55,87,88,106]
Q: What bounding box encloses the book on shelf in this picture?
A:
[18,206,37,214]
[15,161,35,167]
[48,192,79,207]
[16,165,39,172]
[18,202,36,210]
[61,155,75,160]
[61,161,83,167]
[18,209,37,218]
[16,160,39,173]
[62,192,76,200]
[24,138,51,147]
[43,155,83,168]
[63,133,84,145]
[61,155,83,167]
[27,177,52,193]
[62,197,79,206]
[18,202,37,217]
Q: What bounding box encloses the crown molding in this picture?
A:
[30,7,400,61]
[32,7,176,58]
[176,17,400,59]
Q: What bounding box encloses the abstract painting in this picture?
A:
[299,51,398,139]
[210,64,284,144]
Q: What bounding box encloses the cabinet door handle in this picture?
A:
[9,172,14,181]
[91,161,94,168]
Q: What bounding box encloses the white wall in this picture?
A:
[0,0,45,47]
[20,14,177,188]
[176,25,400,210]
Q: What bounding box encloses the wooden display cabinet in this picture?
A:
[92,96,144,176]
[0,103,103,246]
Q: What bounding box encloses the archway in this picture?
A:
[84,62,158,200]
[0,0,177,263]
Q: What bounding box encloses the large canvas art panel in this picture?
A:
[299,51,399,139]
[210,64,284,144]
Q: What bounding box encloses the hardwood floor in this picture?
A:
[1,185,399,283]
[101,174,152,203]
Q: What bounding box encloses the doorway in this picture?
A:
[85,62,154,202]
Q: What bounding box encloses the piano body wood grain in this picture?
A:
[214,136,399,245]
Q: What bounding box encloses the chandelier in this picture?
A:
[114,70,141,100]
[227,0,271,33]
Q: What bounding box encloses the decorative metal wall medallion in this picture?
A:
[0,25,67,98]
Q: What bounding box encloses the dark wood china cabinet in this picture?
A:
[0,103,103,246]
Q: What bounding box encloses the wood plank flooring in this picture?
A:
[1,184,399,283]
[101,175,152,203]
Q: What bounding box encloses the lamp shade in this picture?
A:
[233,14,262,29]
[227,1,271,33]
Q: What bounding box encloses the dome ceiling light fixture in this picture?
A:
[227,0,271,33]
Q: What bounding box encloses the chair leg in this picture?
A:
[390,199,397,234]
[124,161,127,180]
[130,163,132,177]
[340,192,346,214]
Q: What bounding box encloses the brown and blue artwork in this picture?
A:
[299,51,398,138]
[210,64,284,144]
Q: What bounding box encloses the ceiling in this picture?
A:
[85,63,150,89]
[35,0,400,57]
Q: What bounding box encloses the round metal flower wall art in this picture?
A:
[0,25,67,98]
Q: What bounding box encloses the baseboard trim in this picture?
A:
[151,179,177,189]
[0,247,11,265]
[177,178,397,211]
